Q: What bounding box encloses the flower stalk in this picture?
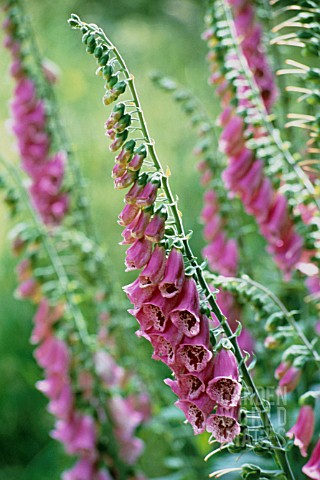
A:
[69,14,296,479]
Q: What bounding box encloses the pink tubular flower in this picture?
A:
[169,277,201,337]
[123,277,156,308]
[118,203,140,227]
[35,335,70,374]
[287,406,315,457]
[16,278,40,300]
[62,457,99,480]
[125,238,152,271]
[175,318,213,373]
[134,289,177,332]
[303,440,320,480]
[138,322,184,367]
[144,209,166,243]
[206,348,241,408]
[135,180,159,208]
[206,405,241,443]
[276,364,301,396]
[175,393,215,435]
[139,245,166,287]
[165,361,214,401]
[4,15,69,226]
[159,248,185,298]
[51,413,96,455]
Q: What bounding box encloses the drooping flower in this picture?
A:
[303,440,320,480]
[287,406,315,457]
[206,405,241,444]
[206,348,242,408]
[276,363,301,396]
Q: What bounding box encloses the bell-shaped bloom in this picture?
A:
[169,278,201,337]
[175,393,215,435]
[94,351,125,388]
[127,144,147,171]
[276,365,301,396]
[48,383,74,420]
[114,170,137,190]
[51,413,96,455]
[203,215,223,242]
[165,359,214,401]
[137,323,183,367]
[135,180,159,208]
[31,298,63,344]
[123,277,156,308]
[36,372,67,399]
[175,319,213,373]
[206,348,241,408]
[35,335,70,374]
[16,278,40,300]
[114,139,135,165]
[287,406,315,457]
[139,245,166,287]
[219,116,244,154]
[119,436,145,465]
[121,209,151,244]
[237,160,264,204]
[109,395,144,440]
[246,177,273,223]
[125,237,152,271]
[112,161,127,179]
[302,439,320,480]
[261,194,290,242]
[134,289,177,332]
[159,248,185,298]
[206,405,240,443]
[125,180,145,204]
[275,361,291,380]
[118,202,140,227]
[145,209,166,243]
[62,457,96,480]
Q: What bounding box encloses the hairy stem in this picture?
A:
[74,18,295,479]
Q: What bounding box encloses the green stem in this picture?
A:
[0,157,130,479]
[221,0,320,212]
[222,274,320,366]
[75,19,295,480]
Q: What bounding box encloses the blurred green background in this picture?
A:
[0,0,219,478]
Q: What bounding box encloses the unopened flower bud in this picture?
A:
[103,81,126,105]
[98,52,110,66]
[135,176,160,208]
[112,162,127,179]
[145,206,167,242]
[106,74,118,89]
[127,144,147,171]
[114,170,137,190]
[115,139,136,165]
[118,203,140,226]
[109,130,128,152]
[105,103,126,129]
[102,65,113,80]
[93,45,104,58]
[114,113,131,133]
